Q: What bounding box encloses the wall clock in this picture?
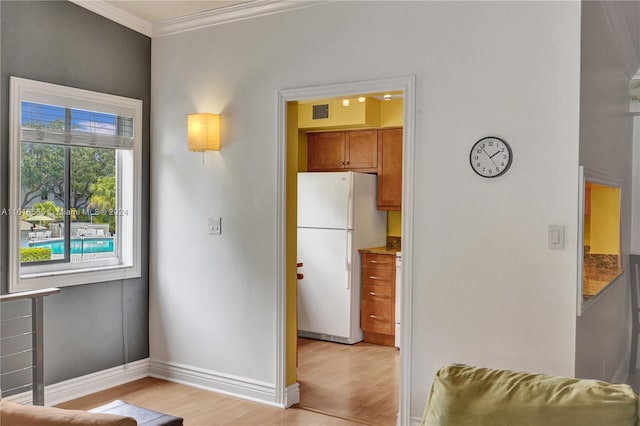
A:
[469,136,512,178]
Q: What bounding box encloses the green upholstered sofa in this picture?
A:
[422,364,639,426]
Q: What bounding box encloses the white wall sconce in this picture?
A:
[187,113,220,151]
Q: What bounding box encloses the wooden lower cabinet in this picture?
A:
[361,300,394,335]
[361,252,396,346]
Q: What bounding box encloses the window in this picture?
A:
[8,77,142,291]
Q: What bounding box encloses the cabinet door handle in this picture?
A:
[369,260,385,264]
[368,276,384,280]
[368,292,388,298]
[369,315,384,320]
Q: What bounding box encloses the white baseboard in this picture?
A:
[284,382,300,407]
[410,415,423,426]
[6,358,150,406]
[149,359,281,407]
[6,357,284,409]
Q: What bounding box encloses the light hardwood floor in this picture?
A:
[58,338,399,426]
[297,338,400,426]
[58,378,362,426]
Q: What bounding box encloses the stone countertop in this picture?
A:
[358,246,398,255]
[582,266,624,299]
[358,236,401,255]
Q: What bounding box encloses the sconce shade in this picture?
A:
[188,113,220,151]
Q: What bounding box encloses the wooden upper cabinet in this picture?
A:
[346,130,378,171]
[307,131,345,171]
[307,130,378,172]
[377,128,403,210]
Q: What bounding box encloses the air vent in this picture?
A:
[312,104,329,120]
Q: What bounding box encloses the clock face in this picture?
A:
[469,137,512,178]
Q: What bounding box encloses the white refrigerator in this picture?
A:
[297,171,386,344]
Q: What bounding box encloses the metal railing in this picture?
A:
[1,287,60,405]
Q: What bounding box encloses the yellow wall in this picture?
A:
[298,130,307,171]
[387,210,402,236]
[298,96,403,130]
[286,102,298,386]
[298,98,380,129]
[583,215,590,246]
[589,185,620,254]
[379,98,403,128]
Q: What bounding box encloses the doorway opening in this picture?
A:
[276,76,415,425]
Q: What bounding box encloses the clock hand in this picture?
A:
[481,146,499,167]
[490,150,501,159]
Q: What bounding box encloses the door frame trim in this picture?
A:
[276,75,416,424]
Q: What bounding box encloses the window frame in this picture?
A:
[8,77,142,292]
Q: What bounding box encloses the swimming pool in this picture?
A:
[29,237,114,254]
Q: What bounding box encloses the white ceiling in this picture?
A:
[103,1,249,24]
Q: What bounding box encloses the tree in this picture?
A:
[89,175,117,232]
[20,143,64,209]
[27,200,64,220]
[71,147,115,213]
[20,144,115,214]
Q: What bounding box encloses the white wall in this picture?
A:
[150,1,581,419]
[576,1,640,382]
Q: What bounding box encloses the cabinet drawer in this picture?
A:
[362,268,395,287]
[362,284,394,303]
[361,300,394,335]
[361,253,395,270]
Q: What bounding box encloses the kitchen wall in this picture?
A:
[588,186,620,255]
[575,1,640,382]
[387,211,402,237]
[0,1,150,384]
[150,1,581,419]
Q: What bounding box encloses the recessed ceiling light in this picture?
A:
[342,99,350,106]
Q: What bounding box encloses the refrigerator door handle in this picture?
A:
[345,230,352,289]
[346,174,353,229]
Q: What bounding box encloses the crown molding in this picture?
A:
[69,0,328,39]
[69,0,153,37]
[152,0,329,38]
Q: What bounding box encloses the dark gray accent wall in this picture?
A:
[0,1,150,385]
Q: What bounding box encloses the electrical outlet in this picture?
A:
[208,217,222,235]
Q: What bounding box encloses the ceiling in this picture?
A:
[103,1,250,24]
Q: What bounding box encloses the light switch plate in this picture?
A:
[208,217,222,235]
[548,225,564,249]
